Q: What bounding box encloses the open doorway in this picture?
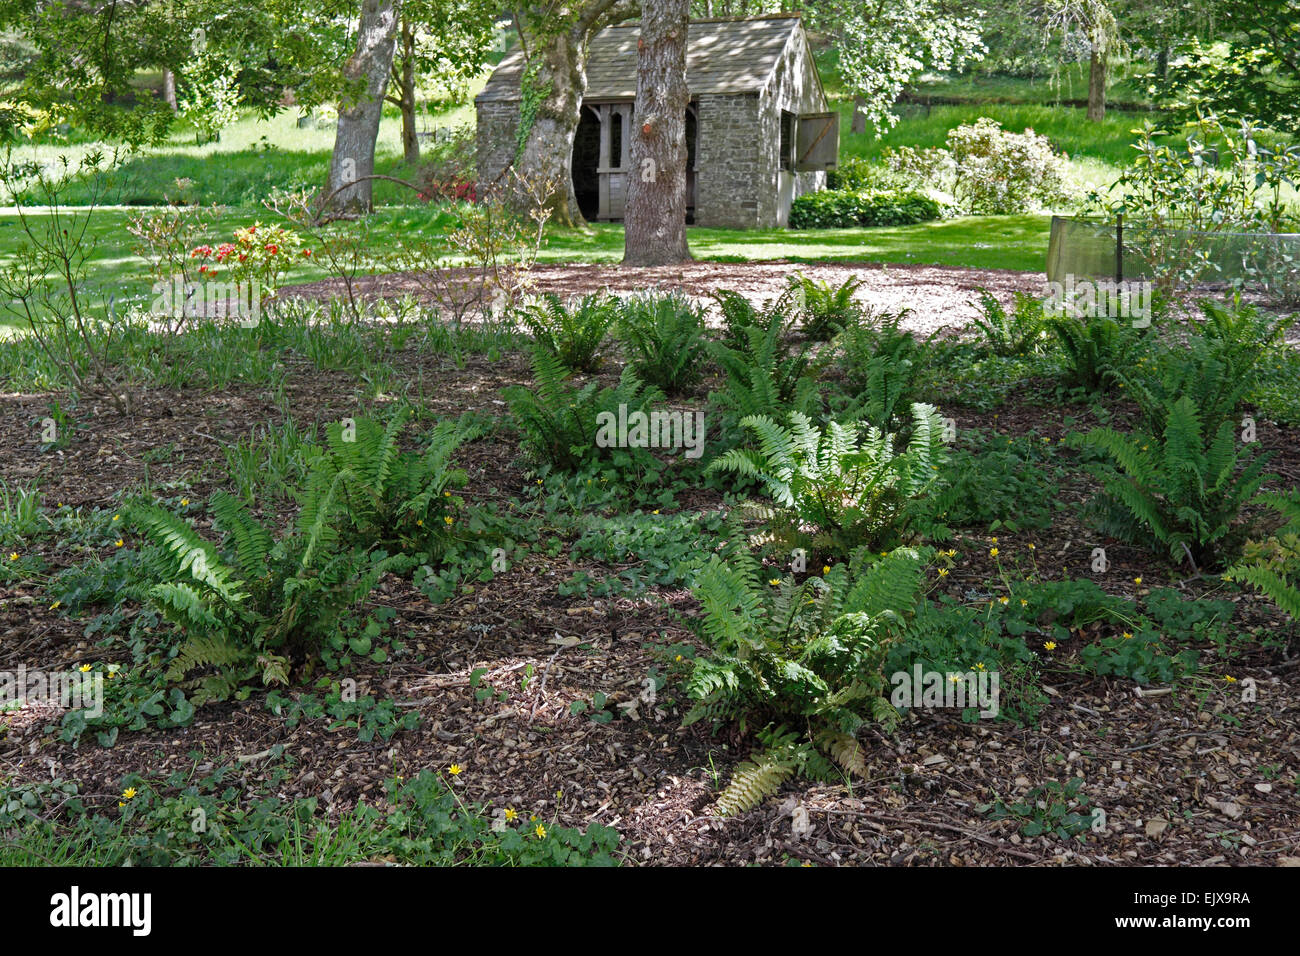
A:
[570,101,697,223]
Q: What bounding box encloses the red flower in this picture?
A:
[238,253,247,262]
[301,249,312,258]
[198,264,207,273]
[265,244,279,255]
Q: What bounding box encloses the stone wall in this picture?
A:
[694,92,762,229]
[476,100,520,195]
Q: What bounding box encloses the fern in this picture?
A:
[1073,396,1274,569]
[789,272,863,341]
[518,292,619,372]
[971,289,1047,357]
[686,539,932,815]
[707,405,948,555]
[1225,492,1300,620]
[615,291,708,394]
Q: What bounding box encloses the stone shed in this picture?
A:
[475,14,838,229]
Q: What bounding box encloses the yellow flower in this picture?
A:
[944,549,956,558]
[112,514,120,522]
[1224,675,1237,683]
[121,787,137,800]
[674,654,682,662]
[938,568,949,577]
[536,479,543,485]
[448,764,463,776]
[416,519,423,526]
[50,601,61,610]
[443,491,450,497]
[769,579,780,587]
[991,537,998,544]
[7,552,16,561]
[822,565,831,574]
[974,662,986,671]
[1044,641,1057,651]
[652,509,659,515]
[1020,599,1028,607]
[1122,631,1133,640]
[949,675,962,684]
[180,498,189,506]
[1027,543,1035,551]
[444,516,454,526]
[989,547,999,557]
[1134,576,1142,585]
[114,539,124,548]
[535,824,547,839]
[505,808,518,822]
[79,663,91,672]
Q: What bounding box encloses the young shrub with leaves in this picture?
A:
[707,404,947,557]
[1071,396,1275,570]
[129,485,408,705]
[614,291,708,395]
[684,542,932,815]
[788,273,863,341]
[314,408,475,559]
[518,293,620,372]
[1225,492,1300,620]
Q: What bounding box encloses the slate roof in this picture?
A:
[476,15,804,102]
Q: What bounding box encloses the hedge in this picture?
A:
[789,189,943,229]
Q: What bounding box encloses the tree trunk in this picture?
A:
[851,95,866,135]
[325,0,400,216]
[1157,46,1168,79]
[623,0,691,266]
[162,69,177,111]
[397,21,420,165]
[512,25,589,227]
[511,1,635,228]
[1087,43,1106,122]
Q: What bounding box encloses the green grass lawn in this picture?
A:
[0,204,1050,332]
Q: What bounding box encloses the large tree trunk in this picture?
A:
[1087,43,1107,122]
[623,0,691,266]
[512,1,635,228]
[395,21,420,165]
[325,0,400,215]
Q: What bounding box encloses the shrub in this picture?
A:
[825,156,904,192]
[789,189,942,229]
[518,293,620,372]
[684,542,931,815]
[189,222,305,303]
[888,118,1071,215]
[615,291,708,394]
[707,405,947,556]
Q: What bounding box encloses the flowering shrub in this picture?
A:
[887,118,1071,214]
[189,222,307,301]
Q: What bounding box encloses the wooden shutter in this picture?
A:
[795,112,838,171]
